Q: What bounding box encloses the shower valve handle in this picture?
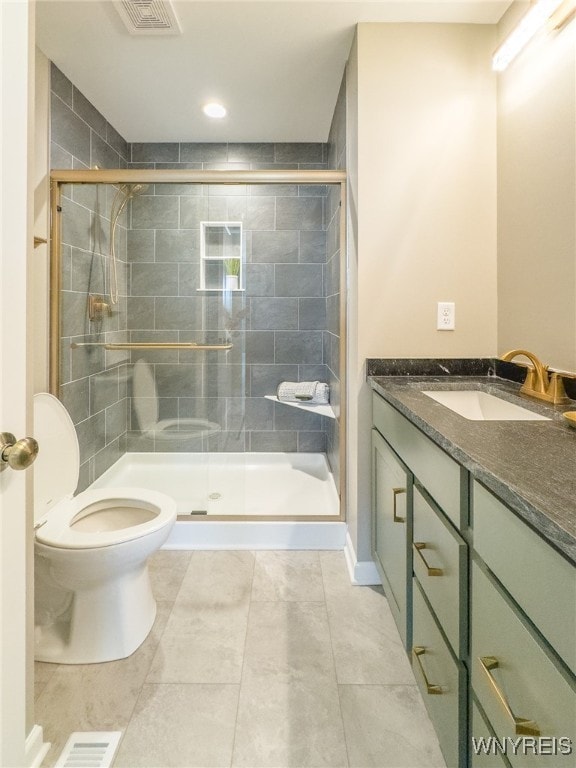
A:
[0,432,39,472]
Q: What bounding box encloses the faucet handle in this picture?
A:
[546,372,573,405]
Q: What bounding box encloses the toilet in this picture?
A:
[33,393,177,664]
[132,358,221,446]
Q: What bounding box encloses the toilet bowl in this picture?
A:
[132,358,221,446]
[33,393,177,664]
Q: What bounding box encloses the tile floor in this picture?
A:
[35,550,446,768]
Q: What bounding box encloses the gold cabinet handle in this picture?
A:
[478,656,540,736]
[392,487,406,523]
[413,542,443,576]
[413,646,443,695]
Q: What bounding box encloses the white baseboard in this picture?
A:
[164,520,347,550]
[26,724,50,768]
[344,531,381,585]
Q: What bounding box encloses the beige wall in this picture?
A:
[497,4,576,371]
[357,23,497,361]
[346,23,498,566]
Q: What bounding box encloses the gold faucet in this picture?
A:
[500,349,572,405]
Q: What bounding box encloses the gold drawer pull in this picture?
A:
[392,487,406,523]
[478,656,540,736]
[413,542,443,576]
[413,646,443,695]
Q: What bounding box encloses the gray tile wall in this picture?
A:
[51,63,345,488]
[124,144,336,455]
[51,64,131,491]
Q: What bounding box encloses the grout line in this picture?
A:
[228,551,257,768]
[319,551,351,768]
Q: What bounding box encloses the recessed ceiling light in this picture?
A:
[203,103,227,119]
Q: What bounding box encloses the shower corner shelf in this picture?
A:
[264,395,336,420]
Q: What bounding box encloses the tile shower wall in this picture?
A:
[125,143,333,454]
[51,64,131,491]
[51,61,345,487]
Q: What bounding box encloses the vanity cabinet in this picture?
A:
[413,578,467,768]
[371,389,576,768]
[372,392,469,766]
[472,481,576,675]
[471,560,575,768]
[413,486,468,660]
[371,429,412,647]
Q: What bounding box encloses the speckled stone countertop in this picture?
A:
[370,375,576,565]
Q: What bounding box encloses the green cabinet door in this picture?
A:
[372,428,412,647]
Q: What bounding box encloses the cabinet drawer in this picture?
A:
[413,487,468,658]
[372,429,411,646]
[471,699,511,768]
[471,561,576,768]
[412,579,466,768]
[472,481,576,675]
[373,393,462,528]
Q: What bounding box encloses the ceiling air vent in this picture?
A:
[114,0,182,35]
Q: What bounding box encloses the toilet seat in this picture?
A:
[33,393,177,549]
[35,487,176,550]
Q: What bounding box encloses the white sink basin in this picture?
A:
[421,390,550,421]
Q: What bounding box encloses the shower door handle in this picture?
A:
[0,432,39,472]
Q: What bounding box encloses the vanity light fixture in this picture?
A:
[550,0,576,28]
[203,103,227,119]
[492,0,566,71]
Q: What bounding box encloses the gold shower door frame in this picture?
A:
[50,169,347,522]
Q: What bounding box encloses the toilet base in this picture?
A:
[34,562,157,664]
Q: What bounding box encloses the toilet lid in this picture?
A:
[132,358,158,432]
[33,393,80,523]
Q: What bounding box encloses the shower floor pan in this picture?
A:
[92,452,339,518]
[91,452,345,550]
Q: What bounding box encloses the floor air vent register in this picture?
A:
[54,732,122,768]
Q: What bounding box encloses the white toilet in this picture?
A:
[33,393,177,664]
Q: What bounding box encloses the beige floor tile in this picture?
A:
[232,679,348,768]
[35,660,58,700]
[37,601,172,768]
[243,601,335,685]
[34,682,48,701]
[146,603,249,683]
[114,683,239,768]
[339,684,446,768]
[35,660,59,683]
[328,601,415,685]
[251,551,325,602]
[148,549,193,601]
[147,550,254,684]
[327,594,415,684]
[175,550,255,608]
[320,550,356,598]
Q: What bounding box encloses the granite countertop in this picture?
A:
[369,375,576,565]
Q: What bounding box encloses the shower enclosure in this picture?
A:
[49,169,346,521]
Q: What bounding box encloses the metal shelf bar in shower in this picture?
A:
[70,342,233,351]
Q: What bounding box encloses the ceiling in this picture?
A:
[36,1,512,143]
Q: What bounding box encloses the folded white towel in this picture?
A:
[277,381,330,404]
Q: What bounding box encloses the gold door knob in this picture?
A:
[0,432,39,471]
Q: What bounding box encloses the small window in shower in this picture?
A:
[199,221,244,291]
